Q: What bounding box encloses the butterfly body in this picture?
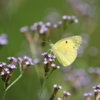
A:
[50,36,82,66]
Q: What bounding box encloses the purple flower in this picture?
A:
[7,64,17,69]
[20,26,28,32]
[0,33,8,45]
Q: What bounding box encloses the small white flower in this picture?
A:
[49,58,53,61]
[67,15,71,19]
[5,68,10,74]
[25,61,34,65]
[57,98,62,100]
[59,86,62,89]
[0,33,8,45]
[51,63,56,67]
[53,55,56,58]
[7,57,17,62]
[58,21,62,25]
[0,64,3,67]
[2,62,6,66]
[88,93,92,96]
[84,93,92,96]
[94,89,100,92]
[53,84,58,88]
[33,58,40,64]
[97,84,100,88]
[74,19,78,23]
[17,57,23,62]
[1,71,5,75]
[30,23,38,30]
[43,27,48,32]
[43,60,48,64]
[45,22,51,27]
[48,54,52,58]
[44,58,47,61]
[53,24,58,28]
[20,26,28,32]
[25,61,30,65]
[0,62,6,67]
[62,15,67,19]
[57,66,60,69]
[53,84,62,89]
[7,64,17,69]
[39,25,49,34]
[38,21,43,25]
[39,29,44,34]
[5,68,9,71]
[41,52,48,56]
[63,91,71,96]
[23,56,29,60]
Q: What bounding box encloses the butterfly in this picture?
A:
[50,36,82,66]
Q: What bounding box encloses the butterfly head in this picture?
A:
[50,43,54,47]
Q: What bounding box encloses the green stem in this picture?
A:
[34,64,40,81]
[45,68,54,79]
[5,73,23,91]
[38,78,47,100]
[38,68,54,100]
[2,91,6,100]
[1,66,27,100]
[19,64,22,73]
[29,43,40,82]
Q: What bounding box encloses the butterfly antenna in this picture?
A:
[41,40,49,44]
[49,40,53,44]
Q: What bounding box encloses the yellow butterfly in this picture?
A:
[50,36,82,66]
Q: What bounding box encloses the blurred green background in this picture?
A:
[0,0,100,100]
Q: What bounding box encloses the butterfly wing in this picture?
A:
[51,36,82,66]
